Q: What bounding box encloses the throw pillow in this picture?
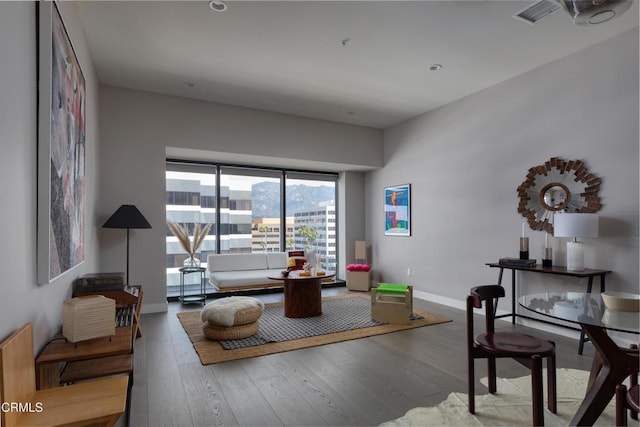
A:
[287,250,307,271]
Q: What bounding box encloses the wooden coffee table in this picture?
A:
[269,271,335,318]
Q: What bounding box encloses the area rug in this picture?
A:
[382,368,635,426]
[177,294,451,365]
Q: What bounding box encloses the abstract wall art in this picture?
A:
[384,184,411,236]
[37,1,86,284]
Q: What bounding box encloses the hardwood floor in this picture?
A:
[125,287,596,427]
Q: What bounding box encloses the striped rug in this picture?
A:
[177,293,451,365]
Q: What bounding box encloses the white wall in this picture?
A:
[0,2,102,349]
[367,29,639,323]
[99,87,383,312]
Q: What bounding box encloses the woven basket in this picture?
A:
[202,321,259,341]
[232,305,263,326]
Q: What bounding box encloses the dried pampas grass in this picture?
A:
[167,221,212,259]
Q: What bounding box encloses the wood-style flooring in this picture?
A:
[125,287,595,427]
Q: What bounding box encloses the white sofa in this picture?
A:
[207,253,287,291]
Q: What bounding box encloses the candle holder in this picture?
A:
[542,247,552,268]
[519,237,529,260]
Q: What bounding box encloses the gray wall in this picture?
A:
[0,2,102,349]
[367,28,639,325]
[99,87,382,313]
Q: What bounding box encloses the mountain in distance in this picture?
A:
[251,181,334,218]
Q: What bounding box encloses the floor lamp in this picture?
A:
[103,204,152,284]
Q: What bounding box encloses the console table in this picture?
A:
[486,263,611,354]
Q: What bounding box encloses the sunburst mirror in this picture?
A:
[517,157,601,234]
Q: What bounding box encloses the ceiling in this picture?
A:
[76,1,639,129]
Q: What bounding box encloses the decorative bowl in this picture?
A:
[601,292,640,312]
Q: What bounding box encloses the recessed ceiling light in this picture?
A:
[429,64,443,71]
[209,0,227,12]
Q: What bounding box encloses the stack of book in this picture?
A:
[498,257,537,267]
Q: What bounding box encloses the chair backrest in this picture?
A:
[467,285,504,336]
[0,323,37,426]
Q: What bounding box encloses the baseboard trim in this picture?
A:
[141,302,168,314]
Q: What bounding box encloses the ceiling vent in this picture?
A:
[514,0,562,24]
[557,0,633,25]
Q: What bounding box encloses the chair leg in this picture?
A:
[468,356,475,414]
[531,355,544,426]
[125,372,133,427]
[547,343,557,414]
[630,344,638,421]
[488,357,497,394]
[617,384,628,426]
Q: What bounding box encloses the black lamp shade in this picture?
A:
[103,205,152,229]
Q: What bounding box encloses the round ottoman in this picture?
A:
[200,296,263,341]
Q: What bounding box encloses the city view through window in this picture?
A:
[165,163,337,289]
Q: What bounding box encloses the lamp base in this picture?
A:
[566,241,585,271]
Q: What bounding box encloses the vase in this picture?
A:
[183,255,201,268]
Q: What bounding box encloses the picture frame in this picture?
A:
[384,184,411,236]
[37,1,86,284]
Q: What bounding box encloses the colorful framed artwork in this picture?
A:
[37,1,86,284]
[384,184,411,236]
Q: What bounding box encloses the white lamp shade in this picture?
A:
[554,213,599,238]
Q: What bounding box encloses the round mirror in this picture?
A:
[539,183,570,211]
[517,157,601,233]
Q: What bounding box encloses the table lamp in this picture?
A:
[103,204,152,283]
[553,213,599,271]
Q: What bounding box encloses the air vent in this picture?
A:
[514,0,562,24]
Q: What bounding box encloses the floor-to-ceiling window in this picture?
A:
[165,163,216,288]
[165,161,337,293]
[286,172,337,273]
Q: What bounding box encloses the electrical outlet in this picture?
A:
[407,267,411,276]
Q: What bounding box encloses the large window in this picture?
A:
[165,162,337,289]
[286,172,337,273]
[165,163,216,287]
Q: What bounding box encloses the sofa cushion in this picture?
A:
[210,270,281,288]
[266,252,287,270]
[207,253,268,272]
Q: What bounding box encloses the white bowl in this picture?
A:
[601,292,640,312]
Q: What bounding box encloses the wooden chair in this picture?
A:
[0,323,128,427]
[61,353,134,425]
[467,285,557,426]
[616,384,639,426]
[615,344,639,426]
